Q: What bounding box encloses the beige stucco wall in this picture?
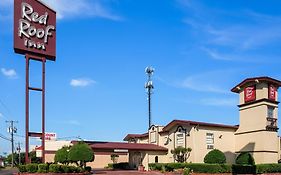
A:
[188,126,236,164]
[145,124,237,164]
[87,154,128,168]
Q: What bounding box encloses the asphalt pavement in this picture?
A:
[0,168,18,175]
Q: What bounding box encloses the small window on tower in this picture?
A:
[268,107,274,118]
[206,133,214,149]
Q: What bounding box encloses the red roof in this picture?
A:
[123,133,148,141]
[231,76,281,93]
[72,141,167,152]
[161,120,238,132]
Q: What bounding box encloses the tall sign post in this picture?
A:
[14,0,56,163]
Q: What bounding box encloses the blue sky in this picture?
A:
[1,0,281,154]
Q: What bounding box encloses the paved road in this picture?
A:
[0,168,18,175]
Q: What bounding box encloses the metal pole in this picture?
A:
[42,58,46,163]
[18,142,21,165]
[11,121,14,167]
[148,86,151,128]
[25,55,30,164]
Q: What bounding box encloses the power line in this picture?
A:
[0,133,11,141]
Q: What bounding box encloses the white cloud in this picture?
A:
[200,98,237,107]
[67,120,81,126]
[1,68,17,79]
[0,112,3,118]
[42,0,122,20]
[179,1,281,62]
[179,70,239,94]
[70,78,96,87]
[0,0,122,21]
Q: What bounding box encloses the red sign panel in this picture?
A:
[268,84,276,101]
[244,86,256,102]
[14,0,56,60]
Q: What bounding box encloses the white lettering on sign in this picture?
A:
[18,2,55,50]
[246,87,254,98]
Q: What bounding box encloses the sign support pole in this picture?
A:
[25,55,30,164]
[42,57,46,163]
[25,54,46,163]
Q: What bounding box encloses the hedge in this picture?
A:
[256,164,281,174]
[38,164,48,173]
[18,163,85,173]
[149,163,281,174]
[148,163,232,173]
[232,164,256,174]
[112,162,131,170]
[26,163,38,173]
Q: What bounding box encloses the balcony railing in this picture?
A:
[266,117,278,132]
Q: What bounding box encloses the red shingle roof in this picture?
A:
[72,141,167,152]
[161,120,238,132]
[231,76,281,93]
[123,133,148,141]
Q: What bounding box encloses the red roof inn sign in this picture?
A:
[14,0,56,60]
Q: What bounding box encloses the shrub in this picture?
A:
[183,167,192,175]
[204,149,226,164]
[26,163,38,173]
[112,162,131,170]
[68,142,94,168]
[55,146,70,165]
[61,165,71,173]
[49,164,62,173]
[106,163,113,169]
[256,164,281,173]
[236,152,255,165]
[38,164,48,173]
[68,166,79,173]
[171,147,192,163]
[85,166,92,172]
[18,165,27,173]
[232,164,256,174]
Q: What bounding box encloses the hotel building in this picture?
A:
[40,77,281,170]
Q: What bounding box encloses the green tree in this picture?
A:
[68,142,94,168]
[110,154,119,164]
[171,146,192,163]
[55,146,70,165]
[204,149,226,164]
[5,151,40,165]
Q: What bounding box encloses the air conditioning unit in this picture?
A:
[207,145,214,149]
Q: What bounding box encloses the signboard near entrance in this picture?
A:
[14,0,56,60]
[244,86,256,103]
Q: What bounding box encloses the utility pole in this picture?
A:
[6,120,18,167]
[145,66,154,129]
[17,142,22,165]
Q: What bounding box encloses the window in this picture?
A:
[150,131,156,143]
[176,133,184,146]
[268,107,274,118]
[206,133,214,149]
